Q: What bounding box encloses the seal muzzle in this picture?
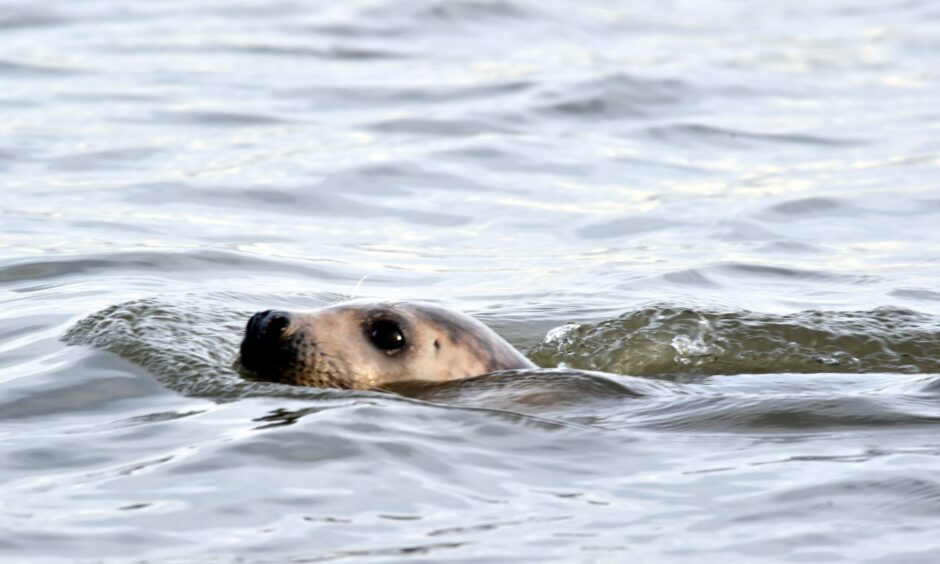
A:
[240,309,295,374]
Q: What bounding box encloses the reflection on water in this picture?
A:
[2,0,940,561]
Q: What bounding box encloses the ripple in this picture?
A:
[148,110,286,127]
[0,352,170,421]
[761,197,860,219]
[534,73,690,120]
[659,268,722,288]
[369,117,519,137]
[0,250,348,285]
[394,368,940,432]
[641,124,860,148]
[313,80,529,103]
[890,288,940,303]
[47,147,165,172]
[631,385,940,432]
[575,216,682,239]
[123,172,478,225]
[776,475,940,516]
[712,262,878,284]
[435,144,588,175]
[0,59,81,77]
[223,43,409,60]
[0,7,68,30]
[363,0,535,25]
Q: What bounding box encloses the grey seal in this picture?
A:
[238,300,535,389]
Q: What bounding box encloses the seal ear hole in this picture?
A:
[434,339,440,352]
[368,319,406,354]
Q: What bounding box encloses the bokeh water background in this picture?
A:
[2,0,940,561]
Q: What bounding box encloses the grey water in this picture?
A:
[2,0,940,561]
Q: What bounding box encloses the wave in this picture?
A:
[529,305,940,376]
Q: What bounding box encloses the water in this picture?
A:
[2,0,940,561]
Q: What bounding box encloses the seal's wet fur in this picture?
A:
[238,300,534,389]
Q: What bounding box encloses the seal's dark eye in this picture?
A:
[369,320,406,352]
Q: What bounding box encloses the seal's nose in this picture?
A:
[246,309,291,342]
[241,310,293,373]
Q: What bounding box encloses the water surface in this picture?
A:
[2,0,940,561]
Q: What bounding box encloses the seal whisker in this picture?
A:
[348,275,370,300]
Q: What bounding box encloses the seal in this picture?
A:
[237,300,535,389]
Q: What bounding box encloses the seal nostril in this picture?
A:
[246,310,292,342]
[265,312,290,339]
[247,310,272,337]
[241,310,295,374]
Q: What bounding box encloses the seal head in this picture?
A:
[238,300,535,389]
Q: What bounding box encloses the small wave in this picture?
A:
[363,0,534,26]
[63,296,252,398]
[226,43,408,61]
[394,369,940,432]
[762,196,858,218]
[641,123,860,148]
[627,373,940,432]
[529,305,940,376]
[0,59,81,77]
[0,250,349,284]
[47,147,165,172]
[284,81,530,108]
[369,117,519,137]
[575,216,683,239]
[534,73,690,120]
[0,8,68,31]
[148,110,286,127]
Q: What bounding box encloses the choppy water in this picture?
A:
[3,0,940,561]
